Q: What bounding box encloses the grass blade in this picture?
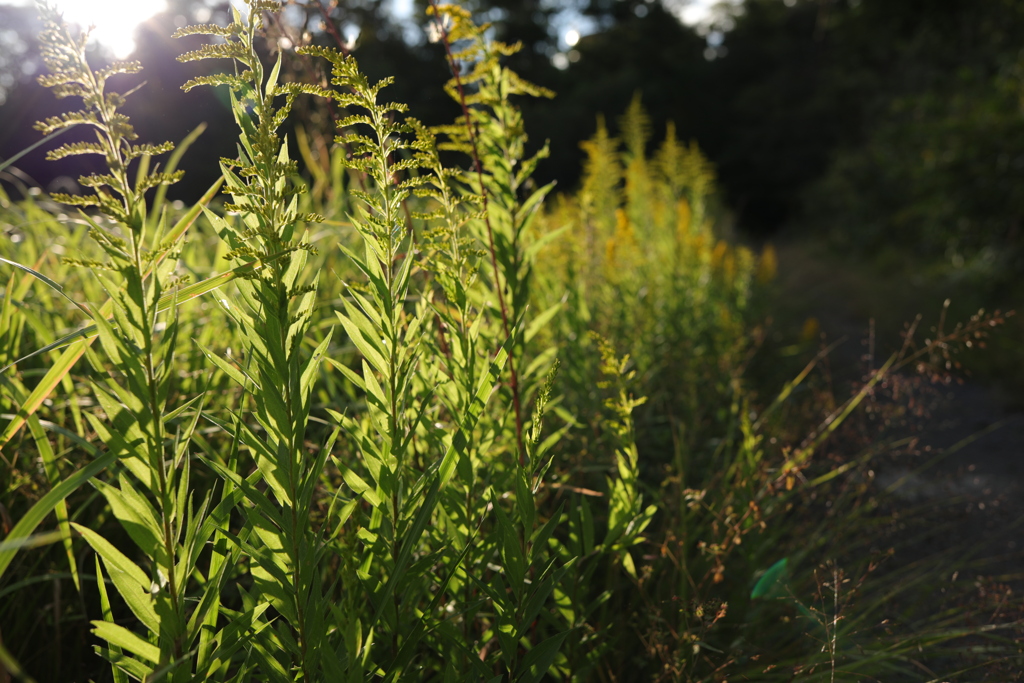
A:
[0,178,223,447]
[0,338,91,450]
[0,451,117,581]
[150,123,208,228]
[26,415,79,591]
[0,637,37,683]
[0,256,93,318]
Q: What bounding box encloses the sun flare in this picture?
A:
[48,0,168,59]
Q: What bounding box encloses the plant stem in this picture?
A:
[128,225,185,661]
[428,0,526,465]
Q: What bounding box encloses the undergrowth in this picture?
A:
[0,1,1020,681]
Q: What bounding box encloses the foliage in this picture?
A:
[806,49,1024,268]
[536,97,755,466]
[2,1,639,679]
[0,2,1020,682]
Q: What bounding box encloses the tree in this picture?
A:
[802,0,1024,268]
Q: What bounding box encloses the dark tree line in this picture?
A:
[2,0,1023,267]
[470,0,1024,267]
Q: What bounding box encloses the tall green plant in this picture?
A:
[430,2,559,465]
[298,20,569,678]
[24,3,233,680]
[300,40,462,676]
[174,2,339,677]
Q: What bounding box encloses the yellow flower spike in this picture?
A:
[758,243,778,283]
[711,240,728,270]
[675,198,692,242]
[801,316,821,343]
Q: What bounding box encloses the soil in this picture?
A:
[773,239,1024,611]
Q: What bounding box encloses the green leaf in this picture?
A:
[515,468,535,532]
[620,549,637,579]
[83,411,151,490]
[161,392,207,425]
[342,467,382,507]
[95,557,131,683]
[300,330,333,401]
[266,51,283,96]
[94,648,154,682]
[751,557,789,600]
[523,302,561,345]
[369,477,441,630]
[492,501,525,591]
[248,545,296,623]
[93,477,164,561]
[439,344,509,488]
[201,449,284,529]
[197,343,253,390]
[72,523,160,632]
[91,621,161,664]
[194,603,272,679]
[335,306,390,378]
[517,578,555,644]
[0,452,116,582]
[324,356,365,390]
[530,502,564,565]
[89,381,147,452]
[516,629,569,683]
[361,358,390,417]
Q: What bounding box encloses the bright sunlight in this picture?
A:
[3,0,167,58]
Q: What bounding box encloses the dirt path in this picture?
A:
[773,240,1024,572]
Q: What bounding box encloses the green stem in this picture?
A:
[131,229,183,661]
[428,0,526,465]
[372,99,405,661]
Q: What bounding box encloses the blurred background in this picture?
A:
[1,0,1023,359]
[0,0,1019,242]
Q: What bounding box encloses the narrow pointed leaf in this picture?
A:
[0,451,116,581]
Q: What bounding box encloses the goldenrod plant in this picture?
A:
[0,3,251,680]
[0,1,1020,681]
[429,3,560,465]
[172,0,353,677]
